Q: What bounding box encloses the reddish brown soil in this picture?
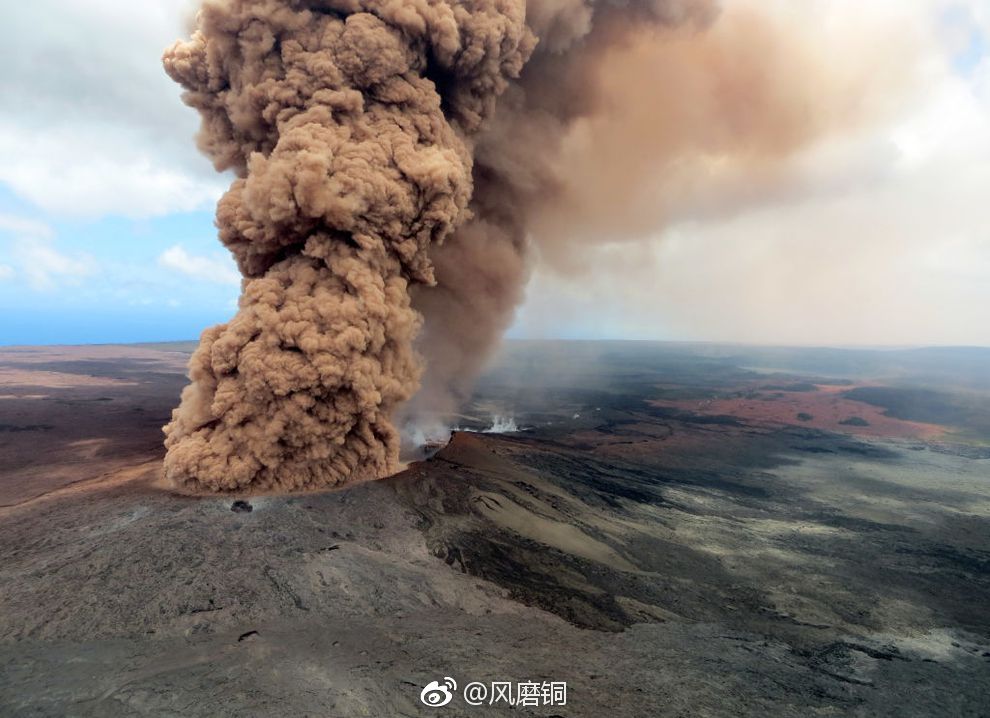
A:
[651,383,946,440]
[0,345,188,508]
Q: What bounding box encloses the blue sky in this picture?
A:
[0,1,238,345]
[0,185,237,344]
[0,0,988,346]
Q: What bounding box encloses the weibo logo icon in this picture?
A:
[420,677,457,707]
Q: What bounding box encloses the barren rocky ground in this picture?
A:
[1,342,989,716]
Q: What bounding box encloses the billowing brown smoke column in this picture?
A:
[164,0,873,492]
[162,0,534,491]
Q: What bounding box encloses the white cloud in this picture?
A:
[0,214,54,240]
[0,212,96,290]
[0,264,14,281]
[158,245,240,286]
[0,0,224,219]
[0,129,224,218]
[19,244,96,291]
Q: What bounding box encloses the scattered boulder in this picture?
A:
[231,500,253,513]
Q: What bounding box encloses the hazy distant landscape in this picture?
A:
[1,341,988,716]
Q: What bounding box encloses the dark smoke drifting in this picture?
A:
[405,0,718,421]
[407,0,900,421]
[164,0,877,492]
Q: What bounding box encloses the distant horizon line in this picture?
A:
[3,338,990,352]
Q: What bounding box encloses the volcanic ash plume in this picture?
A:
[161,0,533,491]
[163,0,873,493]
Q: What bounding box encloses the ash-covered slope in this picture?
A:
[2,343,990,716]
[2,428,989,716]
